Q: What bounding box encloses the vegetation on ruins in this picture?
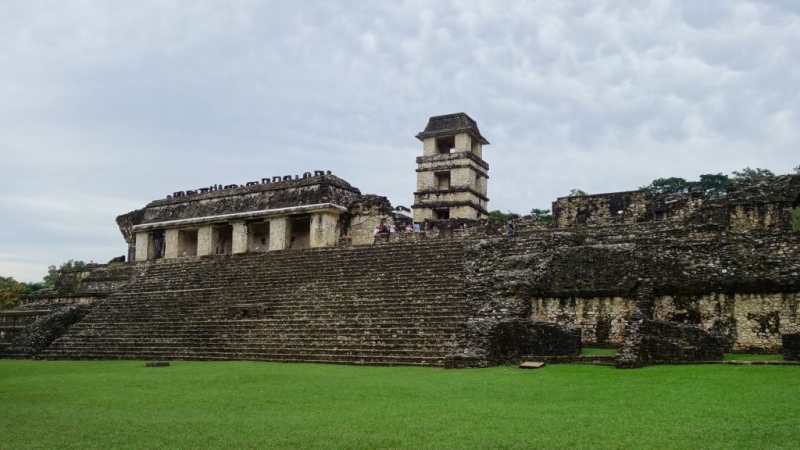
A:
[43,259,87,288]
[639,167,777,199]
[639,174,730,198]
[529,208,553,223]
[568,188,588,197]
[1,360,798,449]
[793,206,800,232]
[0,277,27,310]
[0,276,46,310]
[731,166,776,181]
[1,259,87,309]
[487,210,520,221]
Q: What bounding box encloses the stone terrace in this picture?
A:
[41,240,467,366]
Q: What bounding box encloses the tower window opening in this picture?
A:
[434,171,451,190]
[436,136,455,154]
[434,208,450,220]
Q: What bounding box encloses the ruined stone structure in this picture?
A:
[117,171,391,262]
[2,113,799,368]
[413,113,490,222]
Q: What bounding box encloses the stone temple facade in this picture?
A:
[118,171,362,262]
[2,113,800,369]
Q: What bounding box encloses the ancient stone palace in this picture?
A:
[2,112,799,368]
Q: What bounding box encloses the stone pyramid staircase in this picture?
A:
[41,240,468,366]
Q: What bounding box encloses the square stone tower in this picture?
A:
[412,113,490,222]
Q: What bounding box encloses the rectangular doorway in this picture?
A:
[248,222,270,252]
[289,215,311,249]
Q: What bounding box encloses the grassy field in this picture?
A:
[1,360,798,449]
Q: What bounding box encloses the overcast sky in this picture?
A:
[1,0,798,282]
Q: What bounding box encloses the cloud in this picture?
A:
[0,0,798,280]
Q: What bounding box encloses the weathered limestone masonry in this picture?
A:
[0,262,139,357]
[3,112,800,369]
[40,241,470,366]
[117,172,399,262]
[528,225,800,354]
[542,174,800,357]
[552,174,800,230]
[783,333,800,361]
[413,113,490,222]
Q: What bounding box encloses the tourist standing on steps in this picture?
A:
[413,222,421,233]
[405,224,413,233]
[507,219,516,237]
[389,224,396,234]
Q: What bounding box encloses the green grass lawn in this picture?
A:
[1,360,799,450]
[724,353,785,361]
[581,347,617,356]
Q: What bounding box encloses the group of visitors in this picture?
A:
[372,221,422,242]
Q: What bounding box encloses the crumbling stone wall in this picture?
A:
[552,174,800,232]
[126,173,361,227]
[654,293,800,352]
[783,333,800,361]
[4,304,94,357]
[532,296,634,347]
[457,224,799,355]
[486,319,581,365]
[346,195,394,246]
[552,191,651,227]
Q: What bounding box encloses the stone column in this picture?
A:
[164,229,179,259]
[310,212,339,248]
[197,226,214,256]
[454,132,471,152]
[268,217,289,251]
[135,232,153,262]
[232,221,248,254]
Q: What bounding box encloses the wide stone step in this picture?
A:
[62,324,465,336]
[46,341,458,355]
[42,345,452,359]
[42,351,446,366]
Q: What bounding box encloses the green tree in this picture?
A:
[639,177,692,195]
[731,167,775,181]
[529,208,553,223]
[43,260,87,288]
[487,210,519,222]
[698,173,731,199]
[568,189,588,197]
[794,164,799,174]
[0,276,27,310]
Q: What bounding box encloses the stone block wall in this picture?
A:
[532,296,634,347]
[553,191,651,227]
[486,319,581,365]
[654,293,800,352]
[553,174,800,232]
[782,333,800,361]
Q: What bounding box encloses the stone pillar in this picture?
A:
[164,229,179,259]
[197,226,214,256]
[310,212,339,248]
[454,132,471,152]
[422,137,436,156]
[232,221,248,254]
[134,232,153,262]
[268,217,289,251]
